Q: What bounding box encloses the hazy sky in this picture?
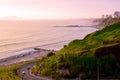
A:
[0,0,120,19]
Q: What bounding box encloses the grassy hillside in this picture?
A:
[0,61,32,80]
[59,22,120,54]
[0,64,22,80]
[33,22,120,79]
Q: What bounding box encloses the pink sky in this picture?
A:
[0,0,120,19]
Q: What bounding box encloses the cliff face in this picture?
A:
[56,22,120,78]
[33,22,120,79]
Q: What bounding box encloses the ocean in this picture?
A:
[0,19,98,59]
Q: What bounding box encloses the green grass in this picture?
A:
[0,64,23,80]
[0,60,34,80]
[32,22,120,79]
[59,22,120,54]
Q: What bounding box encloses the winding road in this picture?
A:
[17,62,52,80]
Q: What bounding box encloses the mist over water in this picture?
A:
[0,19,98,58]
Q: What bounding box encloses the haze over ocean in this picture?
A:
[0,19,97,58]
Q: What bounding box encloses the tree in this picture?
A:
[102,15,105,19]
[114,11,120,18]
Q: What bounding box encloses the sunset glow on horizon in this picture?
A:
[0,0,120,19]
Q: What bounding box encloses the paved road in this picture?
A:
[17,62,52,80]
[17,63,120,80]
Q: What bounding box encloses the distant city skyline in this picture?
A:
[0,0,120,19]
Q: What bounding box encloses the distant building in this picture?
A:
[114,11,120,18]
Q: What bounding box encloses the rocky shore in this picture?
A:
[0,48,58,66]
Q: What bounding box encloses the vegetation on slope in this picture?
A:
[0,64,22,80]
[60,22,120,54]
[32,22,120,79]
[0,61,32,80]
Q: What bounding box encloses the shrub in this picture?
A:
[47,51,55,57]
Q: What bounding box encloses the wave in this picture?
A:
[0,41,28,47]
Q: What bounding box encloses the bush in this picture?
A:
[32,65,39,75]
[0,63,26,80]
[47,51,55,57]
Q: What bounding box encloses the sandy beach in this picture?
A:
[0,48,58,66]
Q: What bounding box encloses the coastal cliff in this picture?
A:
[98,18,120,28]
[32,22,120,79]
[0,22,120,80]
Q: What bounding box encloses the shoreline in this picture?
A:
[0,24,98,66]
[0,48,58,66]
[0,40,68,59]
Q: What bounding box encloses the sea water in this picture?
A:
[0,19,98,59]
